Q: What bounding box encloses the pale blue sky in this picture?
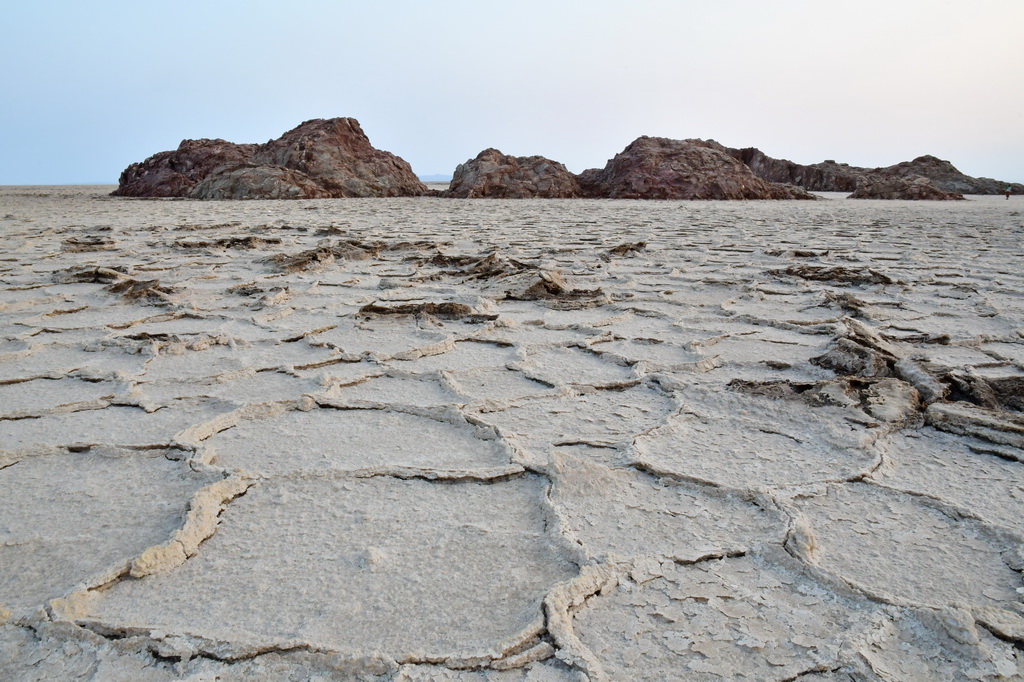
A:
[2,0,1022,184]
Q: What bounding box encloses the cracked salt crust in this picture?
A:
[74,475,576,664]
[1,400,236,454]
[550,454,785,562]
[402,338,521,371]
[0,449,221,614]
[2,187,1023,679]
[870,427,1024,533]
[199,404,517,477]
[0,343,149,383]
[473,386,676,470]
[0,376,119,417]
[789,482,1023,609]
[330,373,466,408]
[444,366,561,403]
[511,347,635,388]
[572,551,876,680]
[690,325,831,372]
[312,318,456,361]
[633,385,878,491]
[135,369,323,405]
[589,338,707,372]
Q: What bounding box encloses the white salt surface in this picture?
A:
[1,186,1023,679]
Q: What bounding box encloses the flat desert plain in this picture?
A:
[2,186,1024,681]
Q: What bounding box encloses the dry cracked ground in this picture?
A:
[1,186,1024,680]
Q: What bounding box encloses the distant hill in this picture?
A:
[418,174,452,182]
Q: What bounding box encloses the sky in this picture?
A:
[2,1,1022,185]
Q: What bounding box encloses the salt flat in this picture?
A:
[1,186,1023,680]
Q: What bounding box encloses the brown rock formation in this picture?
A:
[719,146,863,192]
[113,139,259,198]
[849,175,966,200]
[720,145,1022,196]
[578,137,815,200]
[444,149,581,198]
[254,118,426,198]
[113,118,427,199]
[877,155,1022,195]
[188,164,331,200]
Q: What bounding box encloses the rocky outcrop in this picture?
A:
[113,139,259,198]
[115,119,1019,201]
[188,164,331,200]
[253,118,426,197]
[878,155,1023,195]
[578,137,815,200]
[444,149,581,198]
[719,146,1022,196]
[849,175,965,200]
[113,118,427,199]
[719,146,863,192]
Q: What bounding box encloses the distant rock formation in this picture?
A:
[849,175,965,200]
[876,155,1021,195]
[444,149,582,198]
[115,118,1020,201]
[113,118,427,199]
[578,137,815,200]
[719,146,1022,196]
[718,146,862,192]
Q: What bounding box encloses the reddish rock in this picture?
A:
[444,149,581,198]
[254,118,426,197]
[719,146,1023,196]
[719,146,863,192]
[579,137,815,200]
[876,155,1022,195]
[188,164,332,200]
[113,139,258,197]
[849,175,966,200]
[113,118,426,199]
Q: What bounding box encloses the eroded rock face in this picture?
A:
[882,155,1023,195]
[849,175,966,200]
[721,146,1023,196]
[578,137,815,200]
[113,118,427,199]
[444,148,582,198]
[188,164,332,200]
[254,118,427,197]
[723,146,863,192]
[113,139,259,198]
